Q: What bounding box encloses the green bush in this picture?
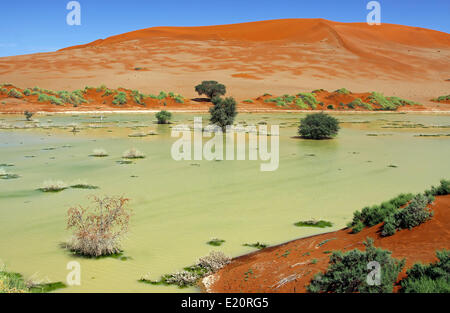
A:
[296,93,318,109]
[195,81,226,99]
[307,238,405,293]
[400,250,450,293]
[349,193,414,233]
[155,110,172,124]
[434,95,450,102]
[298,112,340,139]
[209,96,237,130]
[335,88,350,95]
[113,92,127,105]
[131,90,145,105]
[8,88,24,99]
[425,179,450,196]
[23,89,31,96]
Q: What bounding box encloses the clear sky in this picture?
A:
[0,0,449,57]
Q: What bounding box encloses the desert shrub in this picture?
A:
[327,104,334,110]
[197,251,232,274]
[70,180,99,190]
[164,271,199,287]
[57,90,87,106]
[425,179,450,196]
[66,196,132,257]
[294,220,332,228]
[335,88,350,95]
[349,193,414,232]
[400,250,450,293]
[366,93,418,110]
[8,89,24,99]
[295,98,309,109]
[298,112,340,139]
[90,148,108,157]
[0,88,7,94]
[155,110,172,124]
[0,268,28,293]
[381,194,434,236]
[23,89,31,96]
[102,89,114,97]
[209,96,237,130]
[38,180,68,192]
[96,84,107,92]
[123,148,145,159]
[24,111,34,121]
[243,99,254,103]
[172,94,184,104]
[112,92,127,105]
[434,95,450,102]
[195,81,226,99]
[297,92,318,109]
[307,238,405,293]
[131,90,145,105]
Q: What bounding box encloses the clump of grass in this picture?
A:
[243,242,268,250]
[294,220,333,228]
[90,148,109,157]
[243,99,254,103]
[123,148,145,159]
[70,180,99,190]
[38,180,68,192]
[207,238,225,246]
[65,196,132,257]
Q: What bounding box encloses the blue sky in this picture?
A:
[0,0,449,57]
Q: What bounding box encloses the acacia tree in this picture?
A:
[209,96,237,131]
[195,81,226,99]
[155,110,172,124]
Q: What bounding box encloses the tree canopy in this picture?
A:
[195,81,226,99]
[298,112,340,139]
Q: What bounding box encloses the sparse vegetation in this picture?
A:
[0,265,65,293]
[24,111,34,121]
[298,112,340,139]
[368,92,419,110]
[294,220,333,228]
[433,95,450,102]
[335,88,350,95]
[70,180,99,190]
[243,242,268,250]
[7,88,24,99]
[0,168,19,180]
[308,238,405,293]
[65,196,132,257]
[112,92,127,105]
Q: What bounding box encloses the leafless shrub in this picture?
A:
[165,271,199,287]
[91,148,108,157]
[123,148,145,159]
[197,251,231,274]
[66,195,132,257]
[39,180,68,192]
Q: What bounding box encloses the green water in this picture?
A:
[0,112,449,292]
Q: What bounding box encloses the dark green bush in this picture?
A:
[425,179,450,196]
[8,88,24,99]
[155,110,172,124]
[195,81,226,99]
[307,238,405,293]
[209,96,237,130]
[400,250,450,293]
[298,112,340,139]
[113,92,127,105]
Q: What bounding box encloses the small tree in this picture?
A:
[298,112,340,139]
[209,96,237,131]
[66,196,132,257]
[195,81,226,99]
[155,110,172,124]
[24,111,34,121]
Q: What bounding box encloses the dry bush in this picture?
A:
[66,196,132,257]
[197,251,231,274]
[91,148,108,157]
[123,148,145,159]
[39,180,68,192]
[165,271,199,287]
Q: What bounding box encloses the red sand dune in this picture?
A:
[0,19,449,109]
[204,195,450,293]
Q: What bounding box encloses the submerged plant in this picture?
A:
[294,220,333,228]
[70,180,99,190]
[38,180,68,192]
[65,195,132,257]
[123,148,145,159]
[90,148,109,157]
[207,238,225,246]
[0,168,19,180]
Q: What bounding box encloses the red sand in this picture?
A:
[204,195,450,293]
[0,19,449,108]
